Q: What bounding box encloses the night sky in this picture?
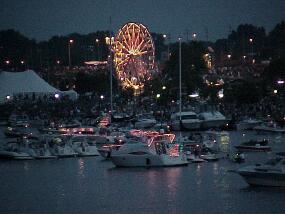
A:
[1,0,285,42]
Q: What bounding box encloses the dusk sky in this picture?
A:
[1,0,285,42]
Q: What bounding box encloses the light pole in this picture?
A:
[178,37,182,123]
[68,39,74,67]
[249,38,253,57]
[163,34,170,60]
[96,39,100,60]
[105,36,114,115]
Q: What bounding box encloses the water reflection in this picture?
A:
[78,158,85,178]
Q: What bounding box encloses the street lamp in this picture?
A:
[249,38,253,58]
[68,39,74,67]
[192,33,197,41]
[96,39,100,60]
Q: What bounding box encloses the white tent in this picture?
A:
[62,89,79,100]
[0,70,60,103]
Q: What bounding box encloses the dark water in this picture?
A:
[1,131,285,214]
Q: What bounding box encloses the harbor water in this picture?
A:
[0,129,285,214]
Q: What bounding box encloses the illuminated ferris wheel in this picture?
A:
[113,22,156,91]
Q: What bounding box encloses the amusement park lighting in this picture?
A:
[105,36,114,45]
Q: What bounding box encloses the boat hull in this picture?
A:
[111,154,188,167]
[238,171,285,187]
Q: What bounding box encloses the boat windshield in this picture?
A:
[181,115,198,120]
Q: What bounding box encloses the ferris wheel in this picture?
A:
[113,22,156,91]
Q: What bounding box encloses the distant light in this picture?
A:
[163,34,167,38]
[273,89,278,94]
[20,60,24,64]
[192,33,197,39]
[277,80,284,84]
[5,60,10,64]
[227,54,231,59]
[249,38,253,43]
[189,92,199,98]
[56,60,60,64]
[252,59,255,64]
[6,95,11,100]
[162,86,166,90]
[156,94,161,98]
[243,55,246,59]
[100,95,104,99]
[96,39,99,43]
[69,39,74,44]
[54,93,60,99]
[218,89,224,99]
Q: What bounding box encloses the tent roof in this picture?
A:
[0,70,59,102]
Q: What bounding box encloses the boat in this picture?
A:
[198,111,229,130]
[253,122,285,134]
[0,150,33,160]
[200,147,219,161]
[134,113,157,129]
[49,138,78,158]
[235,139,271,152]
[170,111,201,131]
[236,153,285,186]
[202,131,230,154]
[236,118,262,130]
[70,135,100,157]
[110,133,188,167]
[0,140,35,160]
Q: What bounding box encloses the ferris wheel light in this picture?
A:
[113,22,155,92]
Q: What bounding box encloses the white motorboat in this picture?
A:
[0,140,35,160]
[70,135,100,157]
[134,113,157,129]
[50,138,78,158]
[236,153,285,187]
[253,122,285,134]
[199,111,229,129]
[0,150,33,160]
[236,118,262,130]
[110,133,188,167]
[170,111,201,131]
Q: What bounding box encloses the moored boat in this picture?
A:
[110,132,188,167]
[236,153,285,186]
